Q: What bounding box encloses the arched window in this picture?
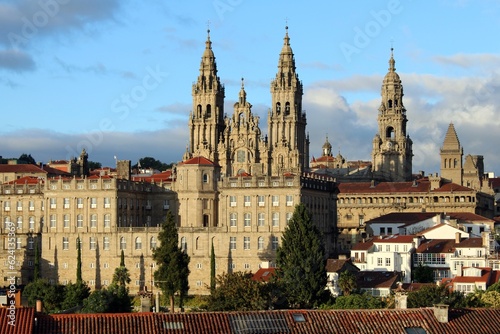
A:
[388,99,393,108]
[206,104,212,118]
[285,102,290,115]
[196,237,202,250]
[120,237,126,250]
[197,104,202,117]
[135,237,142,250]
[203,173,209,183]
[258,237,264,250]
[276,102,281,114]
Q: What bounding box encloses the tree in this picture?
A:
[88,161,102,170]
[482,291,500,308]
[412,264,434,283]
[276,203,327,308]
[330,292,386,309]
[210,241,216,294]
[33,238,40,281]
[18,153,36,165]
[61,281,90,310]
[76,237,82,283]
[207,272,267,311]
[135,156,172,171]
[81,284,132,313]
[153,211,190,312]
[113,250,131,286]
[23,279,64,313]
[338,270,357,296]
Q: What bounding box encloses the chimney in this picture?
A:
[36,300,43,313]
[455,232,462,244]
[433,304,449,323]
[481,231,490,253]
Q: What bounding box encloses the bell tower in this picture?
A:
[187,29,225,163]
[372,48,413,181]
[268,26,308,175]
[440,123,463,184]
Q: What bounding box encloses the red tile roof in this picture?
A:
[356,271,400,289]
[350,238,375,251]
[416,239,456,254]
[0,164,46,174]
[252,267,276,282]
[0,307,34,334]
[366,212,438,225]
[29,308,500,334]
[4,176,42,185]
[180,156,218,166]
[132,170,173,183]
[457,238,484,248]
[374,235,415,244]
[338,180,473,194]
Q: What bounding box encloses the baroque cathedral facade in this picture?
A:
[0,27,495,297]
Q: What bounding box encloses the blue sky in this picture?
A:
[1,0,500,176]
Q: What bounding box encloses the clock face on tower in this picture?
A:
[386,141,393,149]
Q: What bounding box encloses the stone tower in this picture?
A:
[186,29,225,163]
[268,26,309,175]
[440,123,463,184]
[372,48,413,181]
[217,79,269,176]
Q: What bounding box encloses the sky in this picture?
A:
[1,0,500,176]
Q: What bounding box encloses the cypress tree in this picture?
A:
[76,237,82,284]
[153,211,190,312]
[33,238,40,281]
[210,241,216,293]
[276,203,327,308]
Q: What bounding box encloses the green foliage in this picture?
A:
[112,250,131,287]
[276,203,327,308]
[61,281,90,310]
[81,284,132,313]
[152,211,190,312]
[327,292,386,309]
[407,285,464,308]
[481,290,500,308]
[23,279,64,313]
[210,242,216,294]
[487,282,500,292]
[18,153,36,165]
[76,237,82,283]
[338,270,357,296]
[88,161,102,170]
[412,264,434,283]
[207,272,267,311]
[135,156,172,171]
[34,238,40,281]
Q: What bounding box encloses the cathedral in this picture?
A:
[0,27,495,297]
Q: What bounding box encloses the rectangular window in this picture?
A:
[29,217,35,230]
[63,198,70,209]
[230,213,237,227]
[63,237,69,250]
[272,212,279,227]
[29,200,35,211]
[104,214,111,228]
[63,214,70,228]
[258,237,264,250]
[286,195,293,206]
[90,198,97,209]
[380,227,386,235]
[16,201,22,211]
[244,213,251,227]
[244,196,251,207]
[77,198,83,209]
[386,245,390,252]
[377,258,383,266]
[230,196,237,207]
[272,236,279,250]
[89,237,96,250]
[258,213,265,226]
[50,215,56,228]
[103,237,110,250]
[359,215,364,226]
[90,214,97,228]
[258,195,265,206]
[387,227,393,234]
[77,215,83,228]
[104,197,111,208]
[230,237,236,250]
[286,212,292,224]
[244,237,250,250]
[272,195,279,206]
[386,258,391,266]
[50,198,56,209]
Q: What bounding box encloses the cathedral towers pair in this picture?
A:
[185,27,309,177]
